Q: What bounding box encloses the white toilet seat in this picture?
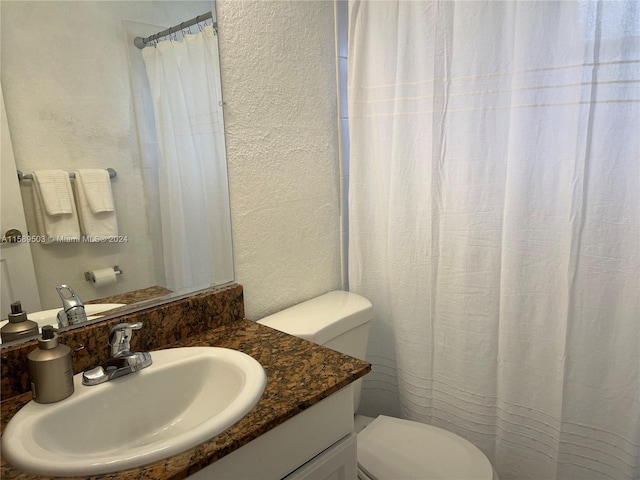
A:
[357,415,494,480]
[357,464,376,480]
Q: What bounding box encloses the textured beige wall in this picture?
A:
[217,0,342,319]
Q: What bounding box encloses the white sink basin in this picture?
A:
[2,347,267,476]
[0,303,125,344]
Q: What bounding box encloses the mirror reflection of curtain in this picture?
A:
[140,25,233,292]
[348,1,639,479]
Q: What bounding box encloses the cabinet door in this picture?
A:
[285,433,357,480]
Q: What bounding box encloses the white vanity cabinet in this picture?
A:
[188,385,356,480]
[285,433,357,480]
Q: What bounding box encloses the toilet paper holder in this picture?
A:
[84,266,123,283]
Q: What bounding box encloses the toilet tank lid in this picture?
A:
[257,291,372,345]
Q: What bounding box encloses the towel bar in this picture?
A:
[17,168,117,182]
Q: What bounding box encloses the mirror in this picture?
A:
[0,0,234,345]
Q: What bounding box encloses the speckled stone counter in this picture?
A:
[83,284,173,317]
[86,285,172,306]
[0,286,371,480]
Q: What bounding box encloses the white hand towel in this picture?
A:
[31,170,80,242]
[31,169,74,215]
[74,169,115,213]
[72,170,119,241]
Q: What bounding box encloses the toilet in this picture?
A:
[258,291,497,480]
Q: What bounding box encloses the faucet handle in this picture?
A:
[109,322,143,356]
[56,285,87,326]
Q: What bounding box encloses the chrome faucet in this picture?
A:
[82,322,152,386]
[56,285,87,327]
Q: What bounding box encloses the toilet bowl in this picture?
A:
[258,291,497,480]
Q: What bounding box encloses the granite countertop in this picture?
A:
[86,285,172,306]
[0,318,371,480]
[84,285,173,317]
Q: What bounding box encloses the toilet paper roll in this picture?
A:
[89,268,118,288]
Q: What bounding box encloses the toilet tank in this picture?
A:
[257,291,372,356]
[257,291,372,412]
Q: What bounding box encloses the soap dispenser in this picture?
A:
[28,325,74,403]
[0,301,39,343]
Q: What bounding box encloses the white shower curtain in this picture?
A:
[348,2,639,479]
[142,25,233,292]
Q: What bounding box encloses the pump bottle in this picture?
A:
[28,325,74,403]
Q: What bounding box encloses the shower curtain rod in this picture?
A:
[134,12,214,49]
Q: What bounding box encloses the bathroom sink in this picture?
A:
[29,303,126,324]
[0,303,125,344]
[2,347,267,476]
